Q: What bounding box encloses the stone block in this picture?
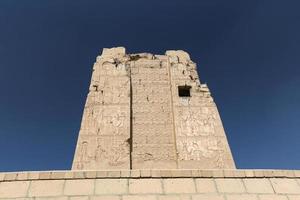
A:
[223,170,235,178]
[191,194,224,200]
[226,194,258,200]
[121,170,131,178]
[259,195,288,200]
[280,170,292,177]
[64,171,74,179]
[140,170,151,177]
[95,179,128,194]
[243,178,274,193]
[0,181,30,198]
[130,170,141,178]
[165,50,191,62]
[234,170,246,177]
[85,171,97,178]
[245,170,255,177]
[28,172,40,180]
[191,170,200,177]
[151,170,161,177]
[51,172,66,179]
[171,170,192,177]
[4,173,17,181]
[107,170,121,177]
[160,170,173,177]
[212,170,224,178]
[39,172,51,179]
[69,197,89,200]
[73,171,85,179]
[163,178,196,194]
[263,170,275,177]
[179,195,191,200]
[91,196,121,200]
[64,179,94,195]
[16,173,28,180]
[35,197,68,200]
[28,180,64,197]
[270,178,300,194]
[129,179,162,194]
[96,171,107,178]
[215,178,245,193]
[289,195,300,200]
[0,173,4,181]
[102,47,126,57]
[294,171,300,177]
[254,170,265,177]
[201,170,213,178]
[122,195,157,200]
[14,198,35,200]
[195,179,216,193]
[158,196,181,200]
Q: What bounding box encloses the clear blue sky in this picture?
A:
[0,0,299,172]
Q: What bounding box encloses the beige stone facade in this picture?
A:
[0,47,298,199]
[72,47,235,170]
[1,169,300,199]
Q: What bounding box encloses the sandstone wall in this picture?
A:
[1,170,300,199]
[72,47,235,170]
[166,50,235,169]
[72,47,131,170]
[131,54,177,169]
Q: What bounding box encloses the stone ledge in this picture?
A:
[0,169,299,182]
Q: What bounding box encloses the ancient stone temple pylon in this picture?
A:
[1,47,299,200]
[72,47,235,169]
[72,47,235,170]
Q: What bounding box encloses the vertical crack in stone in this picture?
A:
[129,61,133,169]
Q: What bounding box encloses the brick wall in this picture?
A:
[0,170,300,199]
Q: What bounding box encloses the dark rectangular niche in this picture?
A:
[178,85,191,97]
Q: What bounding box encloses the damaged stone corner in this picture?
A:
[101,46,126,57]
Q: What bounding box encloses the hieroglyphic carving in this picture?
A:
[131,58,177,168]
[72,47,235,170]
[167,50,236,169]
[72,47,130,170]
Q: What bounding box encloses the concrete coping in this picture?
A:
[0,169,299,182]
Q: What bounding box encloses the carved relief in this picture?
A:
[95,136,129,166]
[72,47,235,170]
[176,108,218,137]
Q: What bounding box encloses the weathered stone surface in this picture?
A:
[122,195,157,200]
[163,178,196,194]
[191,194,224,200]
[215,179,245,193]
[129,179,162,194]
[69,197,89,200]
[0,181,30,198]
[288,196,300,200]
[95,179,127,194]
[259,195,288,200]
[195,179,216,193]
[64,179,94,195]
[158,196,181,200]
[102,47,126,57]
[72,47,235,170]
[226,194,258,200]
[0,170,299,199]
[270,178,300,194]
[35,198,68,200]
[28,180,64,197]
[91,196,121,200]
[243,179,274,193]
